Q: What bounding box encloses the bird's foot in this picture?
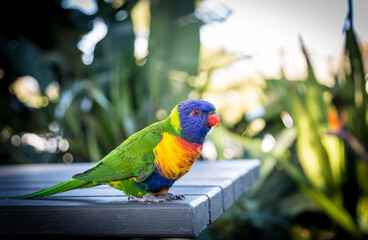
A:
[128,195,167,202]
[128,193,185,202]
[158,193,185,201]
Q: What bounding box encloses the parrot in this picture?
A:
[17,99,220,202]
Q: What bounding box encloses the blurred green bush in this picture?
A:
[200,1,368,239]
[0,0,200,163]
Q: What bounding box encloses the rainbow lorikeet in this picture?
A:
[18,99,220,202]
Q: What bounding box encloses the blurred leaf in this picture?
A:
[343,25,367,143]
[300,185,360,236]
[143,0,200,109]
[55,80,86,120]
[85,117,102,162]
[277,193,319,219]
[88,83,113,116]
[321,134,345,188]
[357,196,368,234]
[299,36,327,125]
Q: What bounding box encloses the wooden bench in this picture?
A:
[0,159,260,238]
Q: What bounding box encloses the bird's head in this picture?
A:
[169,99,220,144]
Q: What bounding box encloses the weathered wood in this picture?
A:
[0,159,260,238]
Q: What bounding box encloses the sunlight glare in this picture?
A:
[48,121,60,132]
[134,36,149,59]
[61,0,98,15]
[0,127,11,142]
[281,111,294,128]
[63,153,73,164]
[115,10,128,21]
[11,135,21,147]
[245,106,265,121]
[20,133,70,153]
[9,76,49,109]
[58,139,70,152]
[261,133,276,152]
[45,82,60,102]
[77,18,108,65]
[202,140,218,161]
[131,0,151,61]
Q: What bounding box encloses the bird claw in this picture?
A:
[128,193,185,202]
[128,195,167,202]
[160,193,185,201]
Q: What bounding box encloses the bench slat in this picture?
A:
[0,159,260,237]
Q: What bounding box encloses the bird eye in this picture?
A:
[192,109,200,116]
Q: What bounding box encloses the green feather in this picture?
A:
[73,122,164,182]
[17,108,182,199]
[17,179,98,199]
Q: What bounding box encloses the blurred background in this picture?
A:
[0,0,367,239]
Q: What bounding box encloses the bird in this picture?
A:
[17,99,220,202]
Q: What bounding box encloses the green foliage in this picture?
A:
[56,0,200,163]
[201,2,368,238]
[0,0,200,163]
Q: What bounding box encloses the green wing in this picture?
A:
[73,122,163,183]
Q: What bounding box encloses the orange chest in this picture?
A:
[153,132,202,180]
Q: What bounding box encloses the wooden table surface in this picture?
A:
[0,159,260,238]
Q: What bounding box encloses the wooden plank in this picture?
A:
[0,198,207,237]
[0,159,260,237]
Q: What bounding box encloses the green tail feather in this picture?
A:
[17,179,98,199]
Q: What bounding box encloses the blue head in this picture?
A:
[173,99,220,144]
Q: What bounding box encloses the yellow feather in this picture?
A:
[154,132,202,179]
[170,105,181,134]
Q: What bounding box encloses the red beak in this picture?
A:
[207,112,220,128]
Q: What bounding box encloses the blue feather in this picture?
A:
[178,99,216,144]
[138,172,176,193]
